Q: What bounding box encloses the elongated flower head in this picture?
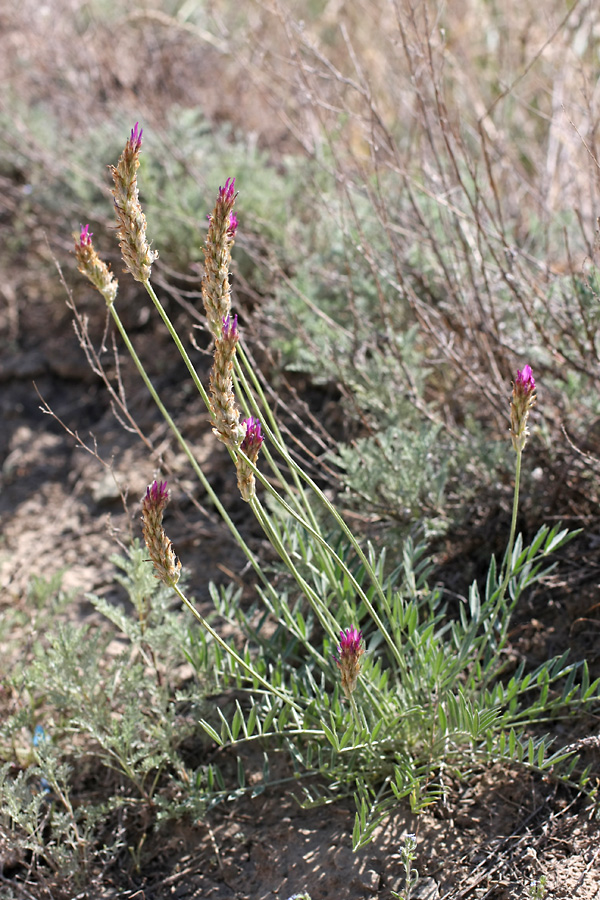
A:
[110,123,157,283]
[74,223,118,306]
[202,176,238,337]
[510,364,537,452]
[334,627,364,699]
[209,314,243,447]
[141,479,181,587]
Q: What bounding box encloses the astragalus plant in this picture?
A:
[71,125,599,848]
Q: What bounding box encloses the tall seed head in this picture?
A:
[141,479,181,587]
[202,177,238,338]
[110,123,158,283]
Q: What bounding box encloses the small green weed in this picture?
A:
[0,543,226,886]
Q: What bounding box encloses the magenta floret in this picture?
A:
[334,627,363,662]
[79,224,93,246]
[240,417,264,454]
[222,314,238,340]
[129,122,143,151]
[228,213,238,237]
[145,479,169,508]
[219,177,236,203]
[515,364,535,395]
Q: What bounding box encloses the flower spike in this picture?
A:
[202,176,238,337]
[141,479,181,587]
[110,123,157,283]
[334,627,364,698]
[209,314,244,448]
[74,224,118,306]
[510,364,536,452]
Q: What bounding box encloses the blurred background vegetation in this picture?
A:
[3,0,600,556]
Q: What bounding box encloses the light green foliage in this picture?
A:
[392,833,419,900]
[201,519,597,849]
[0,544,230,882]
[528,876,548,899]
[262,171,518,536]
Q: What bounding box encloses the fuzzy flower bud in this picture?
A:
[141,480,181,587]
[510,364,536,452]
[236,417,264,501]
[74,224,118,306]
[209,315,245,447]
[110,123,158,283]
[334,627,364,699]
[202,177,238,338]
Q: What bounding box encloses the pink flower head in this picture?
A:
[144,479,169,515]
[79,224,93,247]
[240,417,264,457]
[219,177,236,204]
[334,627,364,699]
[335,627,363,661]
[510,364,536,453]
[228,213,238,238]
[515,364,535,397]
[129,122,143,152]
[141,479,181,587]
[222,313,238,341]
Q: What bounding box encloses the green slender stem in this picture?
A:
[171,583,302,712]
[131,283,399,667]
[234,347,347,597]
[478,445,524,688]
[131,281,403,671]
[250,495,340,637]
[498,446,522,610]
[239,442,407,673]
[109,293,363,683]
[143,281,213,410]
[107,304,270,593]
[348,692,362,732]
[234,345,397,618]
[108,297,314,715]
